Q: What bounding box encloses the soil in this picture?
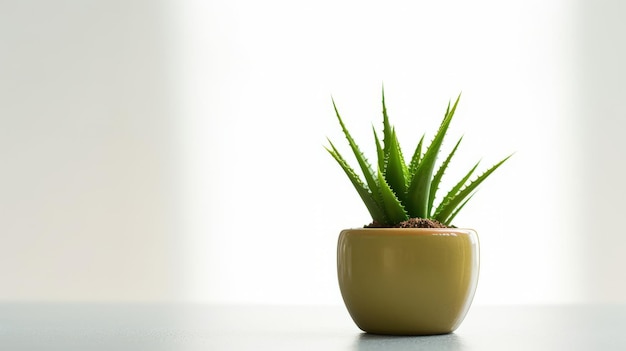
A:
[366,218,451,229]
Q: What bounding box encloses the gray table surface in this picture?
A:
[0,303,624,350]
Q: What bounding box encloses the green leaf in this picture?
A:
[428,136,463,217]
[406,94,461,218]
[408,134,425,178]
[384,128,408,203]
[325,140,387,223]
[434,154,512,224]
[381,88,394,160]
[442,193,475,226]
[434,160,480,218]
[332,99,381,204]
[380,89,408,204]
[373,127,385,173]
[377,165,409,225]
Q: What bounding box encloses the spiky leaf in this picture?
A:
[434,160,481,218]
[325,140,387,223]
[384,128,408,203]
[443,193,475,226]
[377,166,409,225]
[381,89,394,159]
[408,134,425,178]
[373,127,385,172]
[406,94,461,218]
[434,154,512,224]
[332,99,382,205]
[428,136,463,217]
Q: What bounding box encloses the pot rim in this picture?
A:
[342,227,475,232]
[340,227,477,238]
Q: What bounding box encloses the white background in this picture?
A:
[1,0,624,305]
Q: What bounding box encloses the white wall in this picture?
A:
[0,0,184,301]
[578,0,626,303]
[1,0,624,305]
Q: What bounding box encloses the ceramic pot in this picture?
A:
[337,228,479,335]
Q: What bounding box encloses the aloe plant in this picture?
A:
[325,90,510,227]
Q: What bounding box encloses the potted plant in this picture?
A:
[326,89,510,335]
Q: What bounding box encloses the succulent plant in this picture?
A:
[325,90,510,227]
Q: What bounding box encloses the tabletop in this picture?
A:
[1,303,624,350]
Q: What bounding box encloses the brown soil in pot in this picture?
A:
[366,218,451,229]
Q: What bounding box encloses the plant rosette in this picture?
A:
[326,90,509,335]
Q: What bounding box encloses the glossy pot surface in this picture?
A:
[337,228,479,335]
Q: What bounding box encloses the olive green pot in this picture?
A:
[337,228,479,335]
